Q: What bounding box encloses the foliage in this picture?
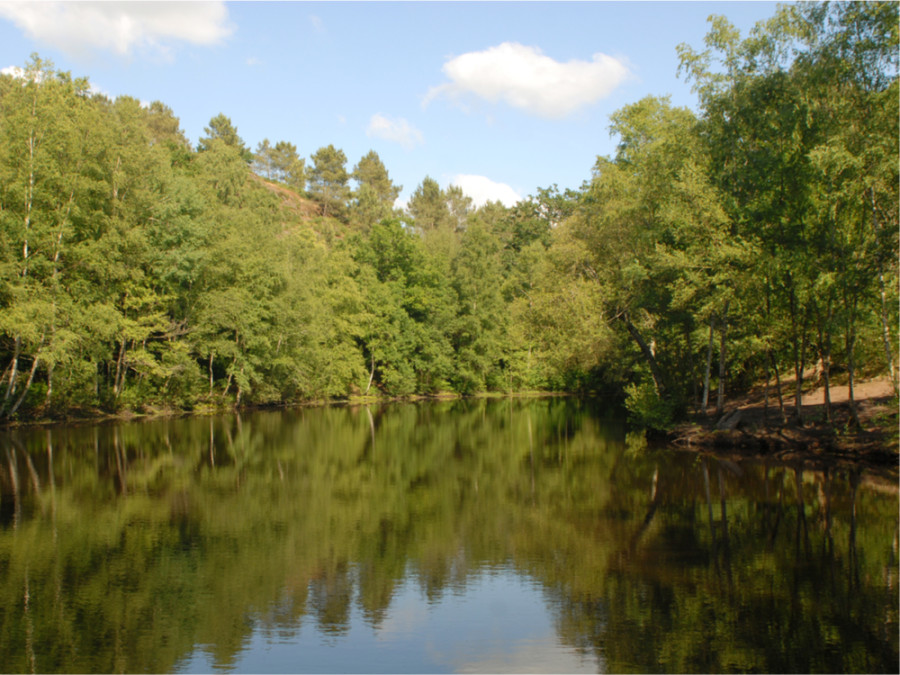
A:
[624,378,675,430]
[308,144,351,219]
[0,1,896,429]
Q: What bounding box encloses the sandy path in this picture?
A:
[793,376,896,406]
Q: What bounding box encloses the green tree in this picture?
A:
[678,2,899,423]
[350,220,455,395]
[252,138,276,179]
[407,176,451,232]
[350,151,401,231]
[144,101,191,160]
[308,144,350,219]
[794,1,900,410]
[197,113,252,163]
[564,96,736,425]
[0,56,111,417]
[353,150,401,207]
[254,139,306,192]
[445,185,473,232]
[448,221,508,393]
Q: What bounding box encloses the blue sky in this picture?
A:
[0,1,784,208]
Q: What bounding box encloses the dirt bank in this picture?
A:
[667,376,899,474]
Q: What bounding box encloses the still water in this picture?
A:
[0,398,897,673]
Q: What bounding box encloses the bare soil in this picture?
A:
[667,375,899,475]
[251,173,321,220]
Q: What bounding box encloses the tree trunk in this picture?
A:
[3,337,21,409]
[622,315,666,395]
[702,317,715,414]
[9,355,40,416]
[795,328,808,425]
[44,364,54,409]
[789,286,805,425]
[871,187,898,396]
[21,86,38,279]
[716,302,729,417]
[816,300,834,423]
[222,355,237,399]
[771,353,787,424]
[364,353,376,396]
[878,271,898,396]
[683,323,698,409]
[846,294,861,429]
[114,337,127,398]
[762,275,785,425]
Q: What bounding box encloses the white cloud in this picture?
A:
[1,65,25,78]
[367,114,424,150]
[309,14,324,33]
[89,82,109,98]
[2,63,48,84]
[0,1,234,59]
[451,174,521,208]
[425,42,630,118]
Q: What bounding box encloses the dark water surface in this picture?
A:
[0,399,897,673]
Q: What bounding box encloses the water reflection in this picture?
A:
[177,567,599,674]
[0,399,896,673]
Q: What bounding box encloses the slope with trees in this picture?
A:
[0,2,894,441]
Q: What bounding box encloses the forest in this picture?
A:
[0,2,896,428]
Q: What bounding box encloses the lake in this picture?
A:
[0,398,897,673]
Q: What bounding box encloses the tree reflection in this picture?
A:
[0,401,896,673]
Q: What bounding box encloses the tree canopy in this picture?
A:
[0,2,896,428]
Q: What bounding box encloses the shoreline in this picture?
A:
[3,382,896,475]
[0,389,569,430]
[665,386,898,475]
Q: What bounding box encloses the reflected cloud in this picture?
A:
[373,589,430,640]
[450,636,598,673]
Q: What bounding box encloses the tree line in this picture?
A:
[0,2,896,427]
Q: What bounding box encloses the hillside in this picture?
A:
[251,174,320,221]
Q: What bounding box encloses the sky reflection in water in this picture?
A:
[177,567,598,674]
